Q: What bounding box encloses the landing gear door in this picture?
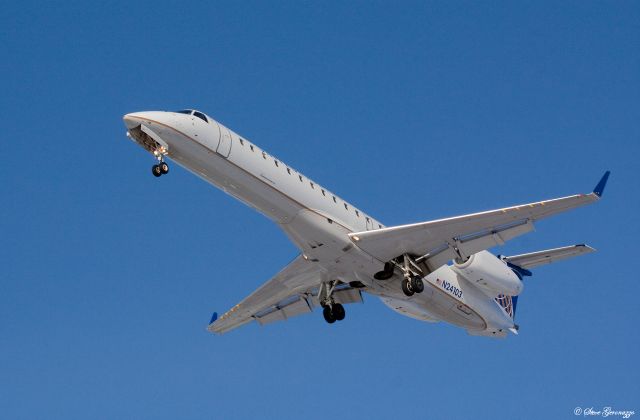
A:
[216,124,232,158]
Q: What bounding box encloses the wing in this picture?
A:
[502,244,595,269]
[208,255,363,334]
[349,172,609,272]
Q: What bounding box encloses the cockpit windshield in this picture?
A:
[174,109,208,123]
[193,111,208,123]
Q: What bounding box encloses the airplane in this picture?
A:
[122,109,609,338]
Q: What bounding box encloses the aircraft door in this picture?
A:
[216,124,232,158]
[201,119,221,153]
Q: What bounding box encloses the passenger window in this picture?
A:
[332,196,337,203]
[274,160,279,167]
[262,152,267,160]
[378,224,382,229]
[250,145,254,151]
[299,175,303,182]
[344,203,348,210]
[355,210,360,217]
[193,111,208,122]
[286,168,291,175]
[310,182,314,189]
[321,189,326,196]
[239,138,244,146]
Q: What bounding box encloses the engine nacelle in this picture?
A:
[452,250,523,296]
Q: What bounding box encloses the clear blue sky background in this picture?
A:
[2,2,638,419]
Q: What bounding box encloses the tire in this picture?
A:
[160,162,169,174]
[374,270,393,280]
[411,276,424,293]
[402,279,414,297]
[152,165,162,177]
[332,303,345,321]
[323,306,336,324]
[374,262,395,280]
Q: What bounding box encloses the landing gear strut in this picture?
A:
[396,254,428,297]
[319,281,346,324]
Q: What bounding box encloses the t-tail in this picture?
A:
[499,243,598,332]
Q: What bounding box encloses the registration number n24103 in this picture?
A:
[440,279,463,299]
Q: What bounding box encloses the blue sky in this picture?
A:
[2,2,638,419]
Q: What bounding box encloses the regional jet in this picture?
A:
[123,109,609,338]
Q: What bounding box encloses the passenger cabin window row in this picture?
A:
[237,137,379,228]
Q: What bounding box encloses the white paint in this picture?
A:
[122,109,601,338]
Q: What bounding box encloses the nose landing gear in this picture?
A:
[151,150,170,178]
[152,161,170,177]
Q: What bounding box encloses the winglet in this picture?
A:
[593,171,610,198]
[209,312,218,325]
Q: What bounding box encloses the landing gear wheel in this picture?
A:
[402,278,414,297]
[410,276,424,293]
[323,306,336,324]
[332,303,345,321]
[152,164,162,177]
[374,262,395,280]
[159,162,169,174]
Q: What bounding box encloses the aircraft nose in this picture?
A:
[123,113,143,129]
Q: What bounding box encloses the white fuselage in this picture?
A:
[124,110,516,337]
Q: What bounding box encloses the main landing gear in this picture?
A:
[376,254,428,297]
[318,281,346,324]
[401,275,424,297]
[322,303,345,324]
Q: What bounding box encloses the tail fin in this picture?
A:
[494,261,531,320]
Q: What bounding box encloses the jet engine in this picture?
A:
[452,250,523,296]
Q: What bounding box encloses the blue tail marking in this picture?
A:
[593,170,610,198]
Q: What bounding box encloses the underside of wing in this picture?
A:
[208,255,363,334]
[349,172,609,272]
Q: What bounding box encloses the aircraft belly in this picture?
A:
[366,266,489,331]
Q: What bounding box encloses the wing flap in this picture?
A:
[255,296,314,326]
[503,244,595,269]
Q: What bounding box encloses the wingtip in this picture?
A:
[209,311,218,325]
[593,170,610,198]
[576,244,597,252]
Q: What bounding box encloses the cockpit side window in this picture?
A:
[193,111,208,123]
[176,110,193,115]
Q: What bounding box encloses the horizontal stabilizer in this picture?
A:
[502,244,595,270]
